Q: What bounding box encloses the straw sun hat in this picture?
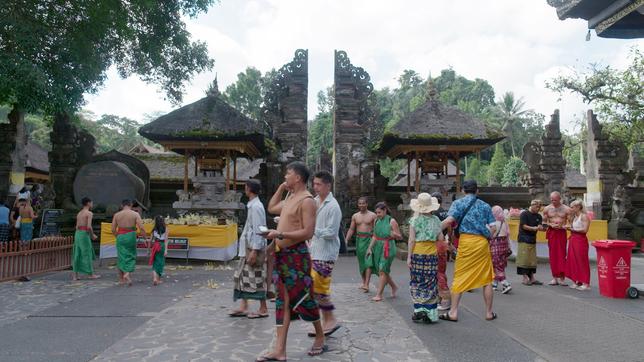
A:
[410,192,440,214]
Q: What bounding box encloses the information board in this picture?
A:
[39,209,64,237]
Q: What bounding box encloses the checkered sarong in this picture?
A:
[233,248,267,301]
[0,224,9,242]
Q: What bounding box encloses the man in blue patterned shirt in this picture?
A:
[439,180,497,322]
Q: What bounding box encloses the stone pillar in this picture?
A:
[262,49,308,163]
[585,110,632,224]
[333,50,374,214]
[540,110,566,198]
[0,106,27,195]
[49,112,96,209]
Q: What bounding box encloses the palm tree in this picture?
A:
[496,92,530,157]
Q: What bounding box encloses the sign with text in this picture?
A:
[136,237,189,250]
[39,209,64,237]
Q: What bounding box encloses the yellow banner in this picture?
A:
[508,219,607,243]
[100,222,237,248]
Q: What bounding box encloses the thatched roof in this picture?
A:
[564,168,587,189]
[25,141,49,173]
[378,93,504,157]
[139,87,265,154]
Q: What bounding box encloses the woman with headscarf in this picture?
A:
[489,206,511,294]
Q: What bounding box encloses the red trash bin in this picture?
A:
[592,240,636,298]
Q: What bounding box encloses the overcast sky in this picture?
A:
[84,0,643,134]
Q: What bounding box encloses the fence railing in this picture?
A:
[0,236,73,282]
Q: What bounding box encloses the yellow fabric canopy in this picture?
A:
[100,222,238,248]
[507,219,607,243]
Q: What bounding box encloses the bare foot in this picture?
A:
[256,352,287,362]
[88,274,101,279]
[391,285,398,298]
[371,295,383,302]
[71,274,79,281]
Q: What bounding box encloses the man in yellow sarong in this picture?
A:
[439,180,497,322]
[112,199,147,286]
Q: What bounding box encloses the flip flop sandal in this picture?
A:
[486,312,498,321]
[438,313,458,322]
[531,281,543,285]
[547,281,559,286]
[307,324,342,337]
[228,311,248,317]
[307,345,328,357]
[247,312,269,319]
[255,356,286,361]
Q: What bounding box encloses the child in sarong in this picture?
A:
[489,206,512,294]
[148,216,167,286]
[407,193,443,323]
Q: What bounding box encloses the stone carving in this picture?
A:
[585,110,633,222]
[49,112,96,209]
[173,174,243,221]
[333,50,375,216]
[261,49,308,163]
[521,110,565,201]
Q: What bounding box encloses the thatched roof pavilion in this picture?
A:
[377,85,504,193]
[139,81,267,192]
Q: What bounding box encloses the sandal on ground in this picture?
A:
[247,312,269,319]
[255,356,286,361]
[307,324,342,337]
[486,312,498,321]
[307,345,328,357]
[438,313,458,322]
[531,280,543,285]
[521,281,532,286]
[547,280,559,286]
[228,310,247,317]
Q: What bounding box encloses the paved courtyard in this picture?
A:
[2,255,644,361]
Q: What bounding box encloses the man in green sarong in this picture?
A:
[72,197,100,280]
[345,197,376,292]
[112,199,146,286]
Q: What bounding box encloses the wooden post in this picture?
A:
[233,157,237,191]
[225,151,231,192]
[455,153,461,193]
[183,151,189,193]
[406,157,411,194]
[415,152,420,193]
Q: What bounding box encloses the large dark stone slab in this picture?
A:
[73,161,145,208]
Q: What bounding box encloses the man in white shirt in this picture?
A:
[230,180,268,319]
[308,170,342,337]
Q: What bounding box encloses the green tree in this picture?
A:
[494,92,530,157]
[223,67,265,121]
[465,157,489,186]
[306,88,334,167]
[501,157,528,186]
[546,47,643,148]
[0,0,215,116]
[432,69,496,117]
[487,144,508,185]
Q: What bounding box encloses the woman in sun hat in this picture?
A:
[407,193,444,323]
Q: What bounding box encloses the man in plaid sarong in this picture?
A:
[230,180,268,319]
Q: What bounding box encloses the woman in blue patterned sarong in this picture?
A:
[407,193,443,323]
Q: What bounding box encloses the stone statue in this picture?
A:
[611,185,630,222]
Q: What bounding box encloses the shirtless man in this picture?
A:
[344,197,376,292]
[72,197,100,280]
[543,191,572,286]
[257,161,326,361]
[111,199,146,286]
[17,198,37,242]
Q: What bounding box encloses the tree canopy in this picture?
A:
[546,47,643,148]
[0,0,215,114]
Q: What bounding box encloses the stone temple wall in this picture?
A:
[333,50,374,215]
[262,49,308,164]
[49,112,96,209]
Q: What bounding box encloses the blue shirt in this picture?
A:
[0,205,9,225]
[447,194,495,237]
[310,192,342,261]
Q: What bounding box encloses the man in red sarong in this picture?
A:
[543,191,572,286]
